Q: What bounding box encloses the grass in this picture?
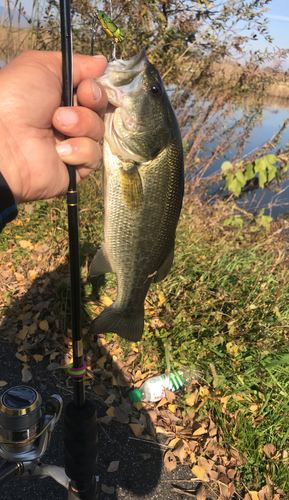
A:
[1,172,289,496]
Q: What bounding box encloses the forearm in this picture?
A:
[0,171,18,232]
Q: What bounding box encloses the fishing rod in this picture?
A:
[60,0,98,497]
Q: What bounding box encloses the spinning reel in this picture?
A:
[0,385,68,489]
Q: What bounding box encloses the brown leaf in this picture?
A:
[114,407,129,424]
[186,389,198,407]
[116,372,132,387]
[37,243,50,254]
[165,388,176,403]
[107,461,119,473]
[98,415,112,425]
[22,368,32,382]
[47,362,60,371]
[106,407,115,417]
[156,397,167,408]
[101,484,114,495]
[173,441,185,464]
[0,381,7,387]
[16,326,29,340]
[164,450,177,472]
[33,354,43,362]
[258,484,272,500]
[263,443,276,458]
[92,384,107,396]
[104,394,115,405]
[126,354,137,365]
[198,457,214,474]
[97,356,107,368]
[248,492,259,500]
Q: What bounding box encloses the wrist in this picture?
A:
[0,118,24,204]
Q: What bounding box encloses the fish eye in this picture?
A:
[150,83,162,98]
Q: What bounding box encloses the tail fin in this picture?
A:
[89,304,144,342]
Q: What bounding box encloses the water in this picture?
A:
[203,97,289,220]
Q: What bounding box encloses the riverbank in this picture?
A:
[1,172,289,498]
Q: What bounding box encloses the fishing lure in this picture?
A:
[97,10,124,43]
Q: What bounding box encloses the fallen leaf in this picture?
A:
[107,461,119,473]
[129,423,144,437]
[101,484,114,495]
[92,384,107,396]
[28,323,37,335]
[104,394,115,405]
[157,293,166,307]
[157,397,168,408]
[0,381,7,387]
[101,296,113,307]
[168,437,181,448]
[248,492,259,500]
[16,326,29,340]
[133,401,146,410]
[16,353,28,363]
[173,441,185,464]
[168,404,176,413]
[263,443,277,458]
[97,338,107,348]
[28,270,38,280]
[106,407,115,417]
[39,320,49,331]
[19,240,33,250]
[37,243,50,254]
[191,464,206,481]
[33,355,44,362]
[14,272,25,281]
[258,484,272,500]
[47,363,60,370]
[98,415,112,425]
[186,391,197,407]
[114,407,129,424]
[165,389,176,403]
[22,368,32,382]
[97,356,107,369]
[199,386,210,399]
[193,426,207,436]
[164,450,177,472]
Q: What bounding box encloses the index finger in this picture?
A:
[73,53,107,88]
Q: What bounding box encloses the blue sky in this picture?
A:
[0,0,288,65]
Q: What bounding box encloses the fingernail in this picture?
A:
[57,109,78,127]
[92,80,102,102]
[56,143,72,156]
[93,55,107,60]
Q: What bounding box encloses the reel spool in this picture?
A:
[0,386,42,453]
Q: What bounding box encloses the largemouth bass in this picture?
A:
[89,49,184,342]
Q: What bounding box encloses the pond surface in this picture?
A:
[203,97,289,220]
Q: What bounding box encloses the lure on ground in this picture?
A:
[89,50,184,342]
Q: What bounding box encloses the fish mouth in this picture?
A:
[96,49,149,107]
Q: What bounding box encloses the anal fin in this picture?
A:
[89,245,113,277]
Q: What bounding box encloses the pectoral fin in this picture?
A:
[89,245,113,277]
[120,165,143,212]
[154,245,175,283]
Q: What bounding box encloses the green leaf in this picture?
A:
[221,161,233,172]
[229,178,242,197]
[254,158,266,172]
[245,163,255,181]
[235,169,246,187]
[264,154,276,165]
[267,165,277,183]
[258,169,267,188]
[266,354,289,367]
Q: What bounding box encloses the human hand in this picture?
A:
[0,50,108,204]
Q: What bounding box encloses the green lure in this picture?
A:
[97,10,124,43]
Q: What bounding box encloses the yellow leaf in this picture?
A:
[39,320,49,331]
[133,401,146,410]
[193,426,207,436]
[106,406,115,417]
[11,219,23,226]
[28,323,37,335]
[130,343,139,353]
[33,354,44,362]
[28,269,38,280]
[155,426,173,435]
[186,392,197,407]
[157,293,166,307]
[199,387,210,399]
[14,272,25,281]
[16,326,29,340]
[226,341,239,357]
[19,240,33,250]
[168,404,176,413]
[97,356,107,368]
[248,492,259,500]
[0,381,7,387]
[110,347,122,356]
[129,423,144,437]
[111,375,118,386]
[101,296,113,307]
[191,465,206,481]
[97,338,107,348]
[168,437,181,448]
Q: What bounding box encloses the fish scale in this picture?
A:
[89,50,184,341]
